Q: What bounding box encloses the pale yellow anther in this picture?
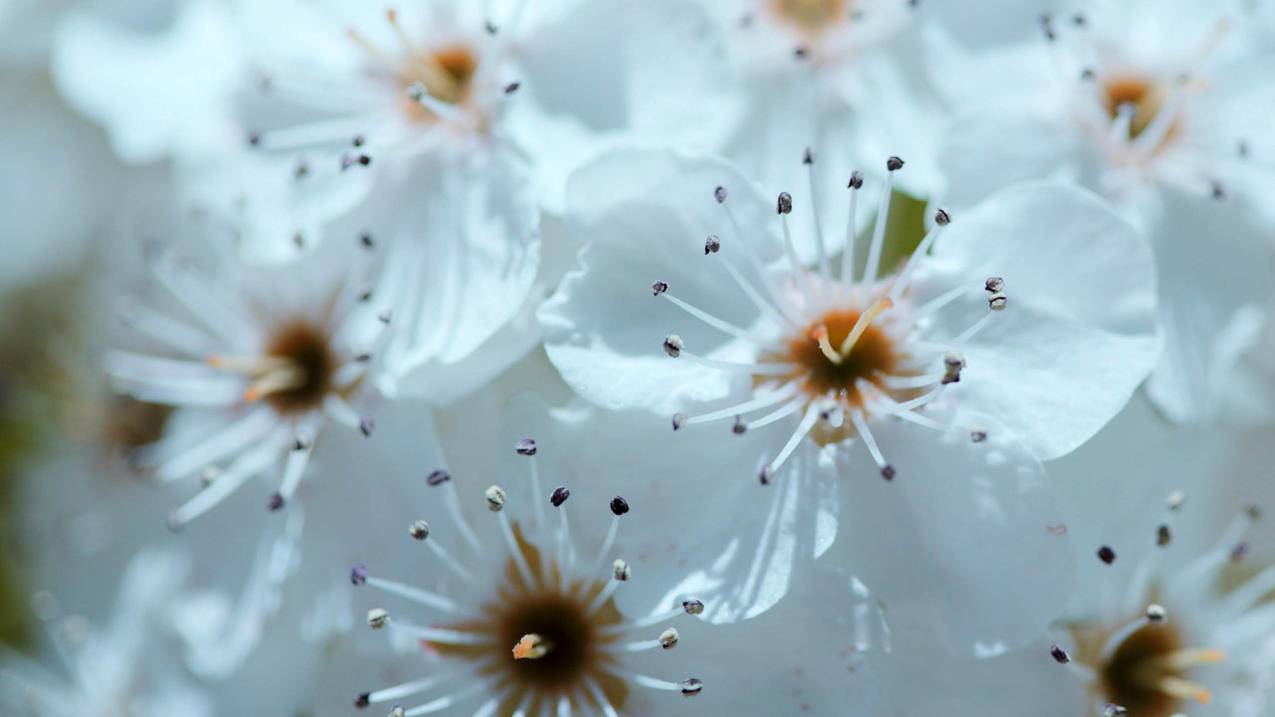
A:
[512,633,550,660]
[811,325,842,365]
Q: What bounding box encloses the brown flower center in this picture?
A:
[435,525,628,711]
[260,320,338,414]
[784,307,901,406]
[1101,74,1177,144]
[771,0,848,35]
[1071,612,1223,717]
[399,44,479,122]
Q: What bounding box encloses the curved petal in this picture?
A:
[937,106,1083,212]
[50,0,245,163]
[835,416,1076,656]
[511,0,744,213]
[357,153,540,401]
[922,180,1162,460]
[1143,188,1272,424]
[540,148,779,415]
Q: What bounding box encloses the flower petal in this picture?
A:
[541,148,778,415]
[835,416,1076,656]
[923,180,1161,460]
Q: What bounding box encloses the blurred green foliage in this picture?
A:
[0,272,92,649]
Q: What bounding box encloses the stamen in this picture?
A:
[553,487,575,582]
[848,409,893,480]
[879,373,942,389]
[390,620,490,646]
[659,290,764,344]
[762,404,821,478]
[515,439,545,530]
[802,148,832,278]
[672,345,797,376]
[401,679,491,716]
[167,435,283,529]
[585,510,623,587]
[863,157,902,285]
[323,394,363,429]
[679,384,799,427]
[718,191,795,319]
[888,208,950,303]
[837,297,894,355]
[716,255,801,330]
[588,575,624,614]
[746,396,807,430]
[777,192,815,306]
[149,408,274,482]
[276,437,313,503]
[633,675,702,696]
[492,494,537,588]
[954,310,997,345]
[364,575,459,613]
[360,675,447,705]
[840,170,863,284]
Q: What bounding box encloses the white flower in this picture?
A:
[933,0,1275,425]
[677,0,958,253]
[101,229,390,675]
[350,432,708,716]
[539,147,1161,651]
[0,549,212,717]
[875,398,1275,716]
[1036,501,1275,717]
[170,0,735,222]
[937,0,1275,223]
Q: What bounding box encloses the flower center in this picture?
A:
[784,305,900,406]
[435,525,628,708]
[398,43,479,121]
[771,0,848,34]
[1071,611,1224,717]
[258,320,338,414]
[1101,74,1176,143]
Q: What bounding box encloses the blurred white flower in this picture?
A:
[934,0,1275,425]
[51,0,246,164]
[538,147,1161,652]
[938,0,1275,223]
[683,0,956,256]
[1040,498,1275,717]
[0,549,212,717]
[100,230,390,675]
[350,433,708,716]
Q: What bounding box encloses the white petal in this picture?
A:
[51,0,245,163]
[1144,188,1272,424]
[541,148,779,415]
[922,180,1161,460]
[835,417,1076,656]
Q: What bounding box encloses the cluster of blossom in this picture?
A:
[2,0,1275,714]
